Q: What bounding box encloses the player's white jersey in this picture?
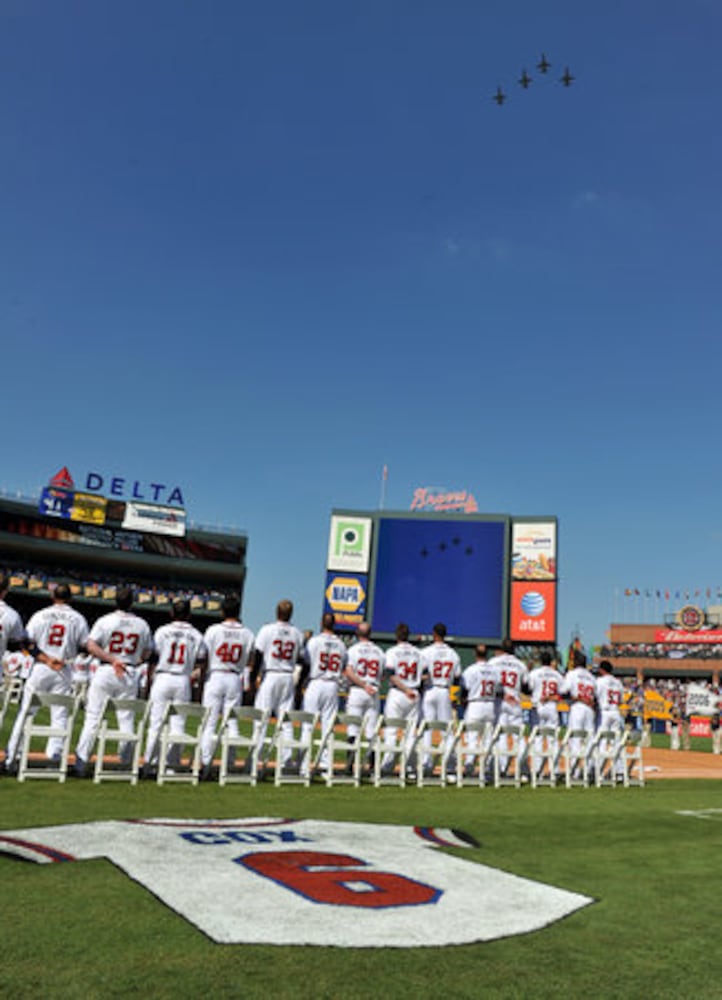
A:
[385,641,423,689]
[462,661,501,702]
[2,650,33,680]
[254,621,304,676]
[204,621,255,675]
[26,603,89,662]
[420,641,461,690]
[487,653,529,705]
[596,674,624,713]
[528,666,564,707]
[89,609,153,668]
[305,632,348,684]
[153,621,207,676]
[346,640,386,691]
[562,666,597,706]
[0,817,592,948]
[0,599,25,658]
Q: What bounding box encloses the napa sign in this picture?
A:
[50,467,184,507]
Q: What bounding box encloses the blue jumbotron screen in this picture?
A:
[371,516,507,639]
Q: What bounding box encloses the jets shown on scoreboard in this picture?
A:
[490,52,575,106]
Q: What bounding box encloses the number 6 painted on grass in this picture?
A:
[237,851,441,908]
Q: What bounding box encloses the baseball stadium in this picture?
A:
[2,482,721,999]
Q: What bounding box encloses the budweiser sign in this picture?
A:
[654,630,722,644]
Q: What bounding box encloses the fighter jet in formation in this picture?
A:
[492,53,574,105]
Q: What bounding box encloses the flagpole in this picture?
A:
[379,464,388,510]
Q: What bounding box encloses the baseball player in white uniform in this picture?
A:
[527,650,563,778]
[73,586,153,776]
[487,638,530,775]
[300,613,349,774]
[0,575,26,663]
[419,623,461,773]
[344,622,386,751]
[381,623,423,771]
[460,644,501,771]
[561,651,597,777]
[199,594,254,777]
[595,660,625,777]
[4,583,89,772]
[252,600,305,766]
[142,598,207,773]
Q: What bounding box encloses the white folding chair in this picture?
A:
[218,706,268,786]
[0,676,24,731]
[492,724,526,788]
[268,709,318,786]
[528,725,560,789]
[621,731,645,787]
[314,711,366,787]
[416,719,455,787]
[17,692,80,782]
[93,697,149,784]
[157,701,209,785]
[371,715,417,787]
[562,728,594,788]
[452,719,494,787]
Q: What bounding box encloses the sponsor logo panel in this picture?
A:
[327,516,372,572]
[510,581,556,642]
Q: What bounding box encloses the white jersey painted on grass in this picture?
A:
[0,817,593,947]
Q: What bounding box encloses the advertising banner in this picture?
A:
[510,581,557,642]
[327,515,372,572]
[38,487,73,520]
[323,572,368,631]
[122,502,187,537]
[70,492,107,526]
[511,522,557,580]
[654,629,722,644]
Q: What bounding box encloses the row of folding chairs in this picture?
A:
[6,695,645,788]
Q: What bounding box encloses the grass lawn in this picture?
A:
[2,775,722,999]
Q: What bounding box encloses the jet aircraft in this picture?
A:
[493,86,506,105]
[560,67,575,86]
[537,53,551,73]
[518,69,532,89]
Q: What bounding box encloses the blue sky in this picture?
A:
[3,1,722,647]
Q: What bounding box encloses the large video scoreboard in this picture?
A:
[323,510,557,649]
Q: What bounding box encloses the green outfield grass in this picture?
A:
[2,778,722,1000]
